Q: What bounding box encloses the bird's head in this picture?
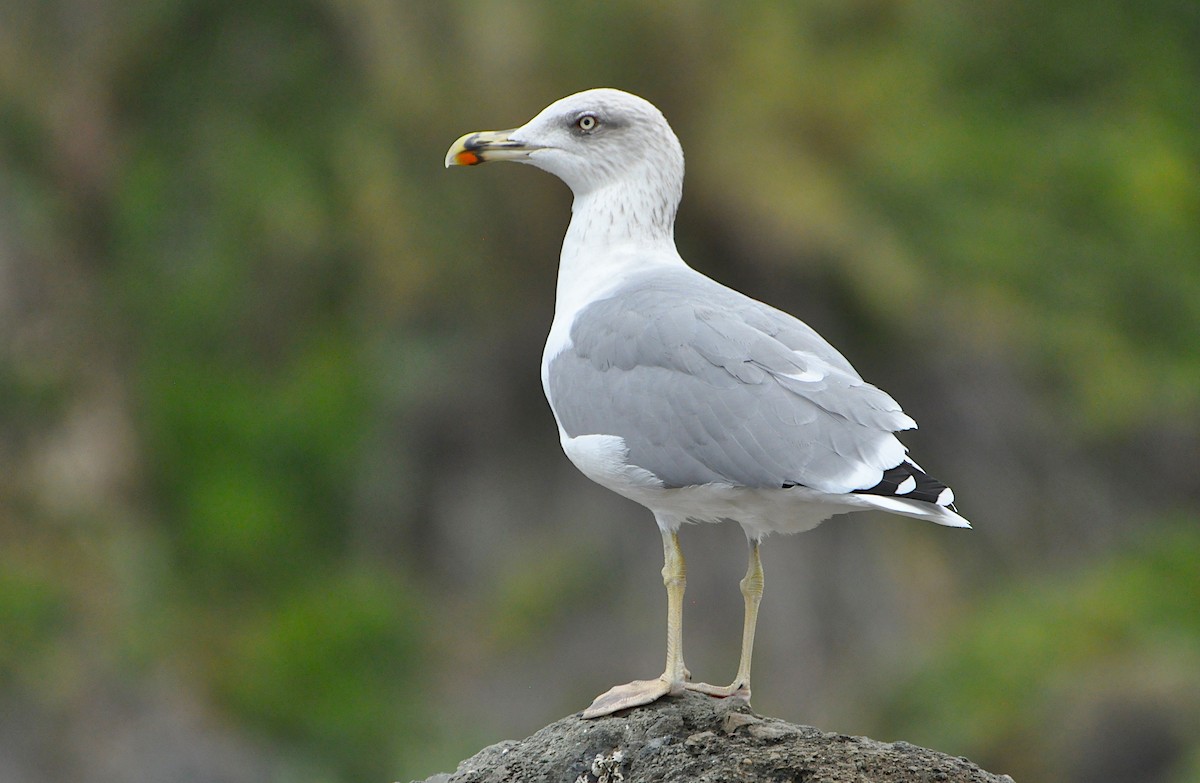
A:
[445,88,684,199]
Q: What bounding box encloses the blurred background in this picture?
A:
[1,1,1198,781]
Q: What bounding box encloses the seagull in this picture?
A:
[446,88,969,719]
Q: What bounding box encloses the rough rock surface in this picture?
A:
[414,691,1014,783]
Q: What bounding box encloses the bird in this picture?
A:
[445,88,969,720]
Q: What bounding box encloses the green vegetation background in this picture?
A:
[1,1,1197,782]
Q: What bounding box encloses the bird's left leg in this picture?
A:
[687,538,763,702]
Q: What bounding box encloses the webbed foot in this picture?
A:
[684,680,751,703]
[582,677,682,719]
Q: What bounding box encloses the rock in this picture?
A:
[412,691,1013,782]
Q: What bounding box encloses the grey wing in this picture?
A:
[546,271,914,494]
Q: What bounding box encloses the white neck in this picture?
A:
[541,175,689,405]
[555,178,684,310]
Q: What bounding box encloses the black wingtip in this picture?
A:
[853,459,952,505]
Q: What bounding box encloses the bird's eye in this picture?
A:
[576,114,598,132]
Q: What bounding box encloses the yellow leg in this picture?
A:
[582,530,689,718]
[661,529,688,685]
[733,539,764,694]
[687,539,762,701]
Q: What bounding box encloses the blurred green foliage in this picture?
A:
[879,520,1200,782]
[487,543,609,651]
[0,553,71,683]
[215,568,428,779]
[0,0,1197,781]
[688,0,1200,431]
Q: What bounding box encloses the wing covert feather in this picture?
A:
[546,268,910,493]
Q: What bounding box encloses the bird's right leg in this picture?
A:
[686,538,761,703]
[582,529,688,718]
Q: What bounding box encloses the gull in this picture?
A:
[445,88,969,719]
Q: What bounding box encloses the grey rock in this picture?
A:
[413,691,1012,782]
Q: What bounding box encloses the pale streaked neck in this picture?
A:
[567,175,678,236]
[554,183,685,313]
